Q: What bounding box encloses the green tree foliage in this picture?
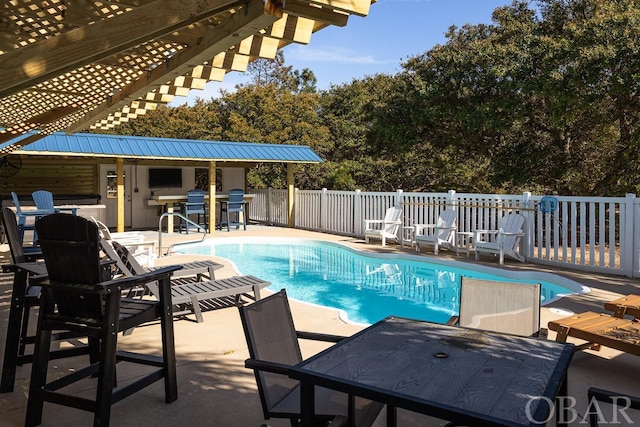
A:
[108,1,640,196]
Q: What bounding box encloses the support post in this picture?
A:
[116,158,124,233]
[209,161,216,233]
[287,163,295,228]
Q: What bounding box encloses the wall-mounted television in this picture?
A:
[148,168,182,188]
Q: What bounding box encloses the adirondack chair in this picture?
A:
[363,206,403,247]
[10,192,44,244]
[413,209,458,255]
[31,190,57,214]
[473,213,526,264]
[219,188,247,231]
[91,217,156,266]
[25,213,180,426]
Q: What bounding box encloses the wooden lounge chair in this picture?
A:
[603,294,640,319]
[413,208,458,255]
[104,240,270,323]
[448,277,542,337]
[548,311,640,356]
[363,206,403,247]
[239,289,384,427]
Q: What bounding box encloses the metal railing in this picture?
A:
[158,212,207,256]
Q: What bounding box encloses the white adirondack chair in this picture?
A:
[473,213,526,264]
[413,209,458,255]
[363,206,403,247]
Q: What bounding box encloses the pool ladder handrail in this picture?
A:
[158,212,207,256]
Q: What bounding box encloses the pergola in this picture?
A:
[0,0,373,151]
[0,0,373,231]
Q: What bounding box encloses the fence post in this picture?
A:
[294,187,298,229]
[320,188,328,233]
[522,192,533,260]
[395,189,404,208]
[447,190,457,209]
[267,188,273,225]
[623,193,636,278]
[354,189,362,236]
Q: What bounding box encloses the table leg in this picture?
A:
[386,405,397,427]
[556,374,569,427]
[1,268,29,393]
[299,381,315,427]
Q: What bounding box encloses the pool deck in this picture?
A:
[1,224,639,426]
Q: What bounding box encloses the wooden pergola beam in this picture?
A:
[0,0,244,98]
[66,0,282,133]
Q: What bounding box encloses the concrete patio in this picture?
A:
[1,225,639,426]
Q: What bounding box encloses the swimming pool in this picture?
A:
[178,238,589,325]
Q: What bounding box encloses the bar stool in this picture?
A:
[179,189,207,233]
[25,214,180,426]
[219,188,247,231]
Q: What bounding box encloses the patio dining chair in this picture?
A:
[239,289,384,427]
[448,277,542,337]
[25,213,180,426]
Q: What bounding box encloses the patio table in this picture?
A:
[290,316,574,427]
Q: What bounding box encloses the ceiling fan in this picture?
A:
[0,155,22,178]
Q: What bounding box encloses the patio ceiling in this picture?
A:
[0,0,373,156]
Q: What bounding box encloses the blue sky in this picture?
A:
[172,0,514,105]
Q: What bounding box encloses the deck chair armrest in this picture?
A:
[414,224,435,235]
[588,387,640,409]
[296,330,347,343]
[43,265,181,294]
[244,358,292,376]
[473,229,498,240]
[498,231,525,237]
[182,202,205,208]
[363,219,384,227]
[125,265,182,283]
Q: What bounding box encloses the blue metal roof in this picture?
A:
[7,132,323,163]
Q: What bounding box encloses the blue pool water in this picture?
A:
[178,238,588,325]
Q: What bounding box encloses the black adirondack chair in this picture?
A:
[25,213,181,427]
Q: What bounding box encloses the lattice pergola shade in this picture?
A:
[0,0,372,154]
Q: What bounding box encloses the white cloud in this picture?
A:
[286,45,396,65]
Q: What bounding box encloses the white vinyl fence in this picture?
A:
[247,188,640,278]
